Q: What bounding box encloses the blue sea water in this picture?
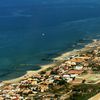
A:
[0,0,100,80]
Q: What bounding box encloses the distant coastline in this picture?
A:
[2,39,97,84]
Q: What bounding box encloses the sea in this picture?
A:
[0,0,100,80]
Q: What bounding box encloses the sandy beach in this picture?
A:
[2,63,57,84]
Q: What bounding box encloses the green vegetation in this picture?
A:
[69,84,100,100]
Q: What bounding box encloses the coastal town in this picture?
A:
[0,39,100,100]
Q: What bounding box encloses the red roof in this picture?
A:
[68,70,83,75]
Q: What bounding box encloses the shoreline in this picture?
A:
[2,39,98,84]
[3,63,56,84]
[0,39,100,100]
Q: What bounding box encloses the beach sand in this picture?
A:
[3,63,56,84]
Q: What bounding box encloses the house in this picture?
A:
[65,61,76,66]
[0,96,4,100]
[54,75,61,80]
[74,66,83,70]
[68,70,83,75]
[71,58,85,63]
[31,79,38,85]
[0,83,4,87]
[70,74,78,78]
[23,89,32,95]
[63,75,70,79]
[28,94,36,100]
[32,73,41,78]
[39,83,49,92]
[45,71,51,76]
[67,78,73,83]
